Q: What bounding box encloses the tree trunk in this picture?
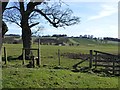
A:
[2,2,9,13]
[2,21,8,37]
[22,23,32,59]
[18,16,32,60]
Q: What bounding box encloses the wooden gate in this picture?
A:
[90,50,120,75]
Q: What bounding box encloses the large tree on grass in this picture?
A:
[3,0,80,59]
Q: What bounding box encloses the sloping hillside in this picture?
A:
[68,38,97,45]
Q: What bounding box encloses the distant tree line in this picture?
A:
[4,34,120,44]
[79,35,94,39]
[5,34,20,37]
[52,34,67,37]
[103,37,120,42]
[3,37,22,44]
[39,34,67,37]
[34,37,68,45]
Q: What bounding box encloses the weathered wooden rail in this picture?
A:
[72,50,120,75]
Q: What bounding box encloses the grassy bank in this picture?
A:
[2,67,119,88]
[1,43,119,88]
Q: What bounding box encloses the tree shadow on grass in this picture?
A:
[71,66,90,73]
[2,56,18,61]
[72,66,120,77]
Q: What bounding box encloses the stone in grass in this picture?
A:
[79,67,89,72]
[43,64,48,67]
[54,82,59,85]
[87,70,95,74]
[71,69,80,72]
[64,67,69,70]
[26,61,33,68]
[54,66,63,69]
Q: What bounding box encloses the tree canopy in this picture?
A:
[3,0,80,59]
[3,0,80,29]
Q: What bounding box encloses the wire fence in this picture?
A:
[1,44,120,75]
[1,44,88,69]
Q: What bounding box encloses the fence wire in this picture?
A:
[2,44,89,70]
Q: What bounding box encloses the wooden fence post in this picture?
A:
[95,51,97,68]
[38,37,40,48]
[58,49,60,65]
[4,47,8,65]
[37,37,41,66]
[119,56,120,75]
[112,58,115,75]
[89,50,93,68]
[22,48,25,65]
[37,49,40,66]
[32,56,35,68]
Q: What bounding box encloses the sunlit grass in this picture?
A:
[2,43,119,88]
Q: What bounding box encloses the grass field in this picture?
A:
[1,42,120,88]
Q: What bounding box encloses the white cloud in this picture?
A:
[59,0,119,2]
[83,25,118,38]
[1,0,119,2]
[88,4,118,21]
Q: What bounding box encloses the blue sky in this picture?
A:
[5,0,119,38]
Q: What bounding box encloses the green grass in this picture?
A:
[2,67,119,88]
[1,43,119,88]
[2,43,118,69]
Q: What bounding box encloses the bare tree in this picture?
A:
[2,1,9,37]
[3,0,80,59]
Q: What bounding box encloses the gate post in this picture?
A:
[112,58,115,75]
[89,50,93,68]
[4,47,8,65]
[95,51,97,68]
[37,49,40,66]
[32,56,35,68]
[58,49,60,65]
[22,48,25,65]
[37,37,41,66]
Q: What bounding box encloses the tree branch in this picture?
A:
[34,9,58,28]
[5,6,20,11]
[34,7,80,28]
[29,22,39,28]
[26,1,43,16]
[3,17,21,27]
